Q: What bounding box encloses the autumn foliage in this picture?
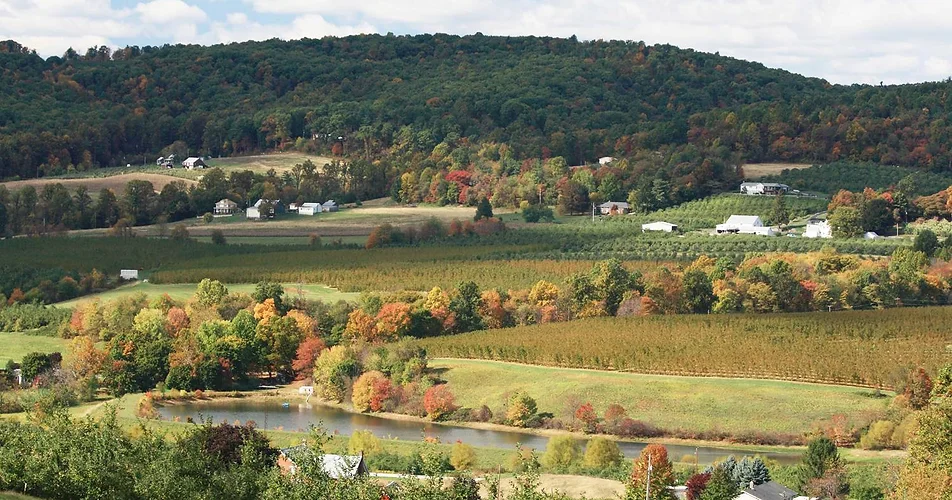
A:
[422,384,457,420]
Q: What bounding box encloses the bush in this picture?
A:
[450,441,477,471]
[541,435,579,469]
[522,205,554,223]
[858,420,897,450]
[210,230,226,245]
[347,430,381,456]
[583,437,623,469]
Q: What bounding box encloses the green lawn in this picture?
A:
[56,282,359,308]
[430,359,892,436]
[0,333,69,364]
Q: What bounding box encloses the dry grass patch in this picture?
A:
[0,173,196,194]
[743,163,813,180]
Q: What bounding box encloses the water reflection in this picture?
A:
[158,400,801,465]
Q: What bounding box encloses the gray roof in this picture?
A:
[279,448,366,479]
[743,481,799,500]
[599,201,630,209]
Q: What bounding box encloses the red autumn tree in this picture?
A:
[575,402,598,433]
[7,288,24,305]
[423,384,457,421]
[166,307,190,336]
[370,377,394,412]
[685,472,712,500]
[291,337,326,380]
[905,367,934,410]
[352,370,391,412]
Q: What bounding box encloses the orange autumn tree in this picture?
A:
[374,302,413,340]
[286,309,317,337]
[343,309,376,341]
[423,384,457,420]
[628,444,675,500]
[253,298,278,323]
[166,307,190,336]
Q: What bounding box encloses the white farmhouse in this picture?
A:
[641,221,678,233]
[298,202,322,215]
[716,215,777,236]
[740,182,789,196]
[803,218,832,238]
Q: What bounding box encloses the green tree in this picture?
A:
[449,281,483,333]
[770,194,789,226]
[450,441,477,471]
[590,259,637,315]
[699,465,741,500]
[798,436,843,488]
[682,269,714,314]
[19,351,53,382]
[170,223,190,241]
[913,229,939,257]
[253,281,285,312]
[828,206,862,238]
[347,429,381,456]
[583,437,623,469]
[122,180,157,226]
[195,279,229,308]
[474,197,493,221]
[541,436,580,470]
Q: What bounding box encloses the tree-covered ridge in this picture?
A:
[3,34,952,182]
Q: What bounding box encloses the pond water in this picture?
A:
[158,400,801,465]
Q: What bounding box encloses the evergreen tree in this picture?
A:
[474,197,493,221]
[770,194,789,226]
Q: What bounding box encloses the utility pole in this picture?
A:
[592,202,596,223]
[645,454,652,500]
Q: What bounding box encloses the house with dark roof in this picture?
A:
[736,480,814,500]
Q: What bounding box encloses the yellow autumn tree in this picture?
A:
[253,298,278,323]
[528,280,560,307]
[343,309,376,340]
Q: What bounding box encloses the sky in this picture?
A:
[1,0,950,85]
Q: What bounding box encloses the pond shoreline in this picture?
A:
[152,387,806,457]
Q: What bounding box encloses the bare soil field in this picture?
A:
[0,173,196,194]
[742,162,813,179]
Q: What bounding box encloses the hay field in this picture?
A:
[0,173,196,194]
[742,163,813,180]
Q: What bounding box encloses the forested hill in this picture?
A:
[1,34,952,181]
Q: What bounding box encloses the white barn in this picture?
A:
[740,182,789,196]
[716,215,777,236]
[322,200,339,212]
[298,202,322,215]
[182,157,207,169]
[804,219,832,238]
[642,221,678,233]
[120,269,139,280]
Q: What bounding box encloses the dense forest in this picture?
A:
[3,34,952,186]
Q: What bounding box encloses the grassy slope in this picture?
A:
[431,359,890,436]
[55,282,359,308]
[0,333,69,364]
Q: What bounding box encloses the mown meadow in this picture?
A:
[417,307,952,388]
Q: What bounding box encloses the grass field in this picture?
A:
[431,359,890,436]
[0,333,69,364]
[0,173,197,195]
[56,282,359,308]
[742,162,813,180]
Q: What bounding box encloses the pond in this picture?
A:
[158,400,802,465]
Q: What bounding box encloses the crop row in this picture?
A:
[416,307,952,388]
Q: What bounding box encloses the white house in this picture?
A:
[214,198,238,215]
[804,219,832,238]
[321,200,339,212]
[247,199,283,220]
[598,156,615,165]
[716,215,777,236]
[740,182,789,196]
[598,201,630,215]
[298,202,322,216]
[120,269,139,280]
[182,157,207,169]
[735,480,814,500]
[278,448,367,478]
[642,221,678,233]
[156,155,175,168]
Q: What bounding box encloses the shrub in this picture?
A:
[583,437,623,469]
[541,435,580,469]
[347,430,381,456]
[210,230,226,245]
[858,420,897,450]
[450,441,477,471]
[505,392,538,428]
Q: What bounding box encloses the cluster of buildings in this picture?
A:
[155,154,208,169]
[213,198,339,221]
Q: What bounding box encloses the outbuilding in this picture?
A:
[641,221,678,233]
[298,202,322,215]
[182,157,207,169]
[120,269,139,280]
[598,201,630,215]
[804,219,832,238]
[740,182,789,196]
[716,215,777,236]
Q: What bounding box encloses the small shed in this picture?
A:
[299,203,322,216]
[804,219,832,238]
[321,200,339,212]
[863,231,881,240]
[642,221,678,233]
[598,156,615,165]
[182,157,207,169]
[120,269,139,280]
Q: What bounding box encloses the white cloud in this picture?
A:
[135,0,207,25]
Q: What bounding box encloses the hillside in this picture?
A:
[3,34,952,184]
